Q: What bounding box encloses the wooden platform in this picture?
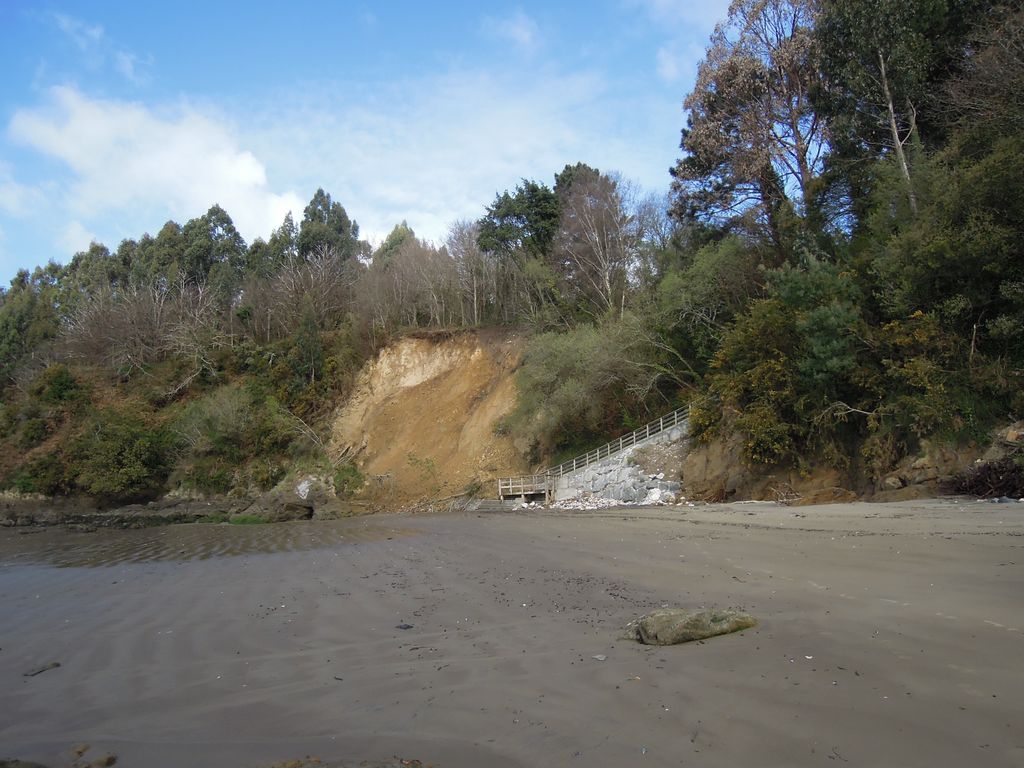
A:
[497,474,550,500]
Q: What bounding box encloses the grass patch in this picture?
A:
[196,513,266,525]
[228,514,266,525]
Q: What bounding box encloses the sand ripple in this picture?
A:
[0,520,406,568]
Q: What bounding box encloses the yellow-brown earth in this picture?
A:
[329,329,529,505]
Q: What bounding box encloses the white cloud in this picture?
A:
[52,13,104,51]
[59,220,97,255]
[9,86,303,245]
[0,163,40,216]
[4,66,681,259]
[482,9,541,54]
[655,39,706,84]
[627,0,729,89]
[50,12,150,86]
[113,51,149,86]
[244,69,651,245]
[656,46,682,82]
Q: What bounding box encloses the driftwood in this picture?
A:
[22,661,61,677]
[953,454,1024,498]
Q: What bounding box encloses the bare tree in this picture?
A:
[447,220,495,326]
[943,6,1024,135]
[556,172,640,317]
[63,283,173,376]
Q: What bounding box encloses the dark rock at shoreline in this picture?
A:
[0,495,249,529]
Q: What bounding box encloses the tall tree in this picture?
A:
[477,180,561,261]
[298,188,362,260]
[244,212,299,277]
[555,171,638,317]
[127,221,185,287]
[0,267,61,384]
[816,0,987,214]
[181,204,246,301]
[372,221,416,269]
[671,0,828,251]
[943,4,1024,136]
[58,242,126,318]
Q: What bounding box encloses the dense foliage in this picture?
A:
[1,0,1021,499]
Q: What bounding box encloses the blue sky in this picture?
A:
[0,1,729,282]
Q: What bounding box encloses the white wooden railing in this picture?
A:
[496,406,689,498]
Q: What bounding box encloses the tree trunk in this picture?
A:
[879,51,918,215]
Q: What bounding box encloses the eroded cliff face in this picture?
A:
[329,329,529,504]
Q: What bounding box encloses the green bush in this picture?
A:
[172,385,296,494]
[32,364,83,405]
[70,408,173,501]
[509,316,671,458]
[333,462,364,497]
[19,417,49,449]
[6,454,68,495]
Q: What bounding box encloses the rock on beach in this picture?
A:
[624,608,757,645]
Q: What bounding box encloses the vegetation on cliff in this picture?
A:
[1,0,1023,500]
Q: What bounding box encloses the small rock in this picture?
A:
[882,475,904,491]
[592,654,607,661]
[396,623,414,630]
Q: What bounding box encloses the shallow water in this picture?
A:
[0,518,410,568]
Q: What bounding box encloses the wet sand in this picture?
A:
[1,499,1022,767]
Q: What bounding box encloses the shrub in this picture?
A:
[333,462,364,497]
[32,364,83,405]
[70,408,173,501]
[509,317,671,457]
[6,454,69,495]
[19,417,49,449]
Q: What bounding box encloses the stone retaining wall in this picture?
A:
[553,424,687,503]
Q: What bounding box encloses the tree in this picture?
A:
[476,179,565,325]
[58,242,126,318]
[555,171,638,316]
[292,296,324,385]
[816,0,987,214]
[244,212,298,277]
[71,408,172,501]
[373,221,416,269]
[181,205,246,301]
[298,188,363,260]
[0,268,61,385]
[943,5,1024,136]
[126,221,185,287]
[447,220,494,326]
[671,0,827,251]
[477,180,561,261]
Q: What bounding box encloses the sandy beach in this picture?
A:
[1,499,1022,767]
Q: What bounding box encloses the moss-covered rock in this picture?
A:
[624,608,757,645]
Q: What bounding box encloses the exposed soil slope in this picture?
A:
[329,329,528,504]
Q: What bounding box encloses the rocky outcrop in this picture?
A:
[870,423,1024,500]
[0,474,354,528]
[681,435,858,504]
[239,475,351,522]
[624,608,757,645]
[0,494,249,528]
